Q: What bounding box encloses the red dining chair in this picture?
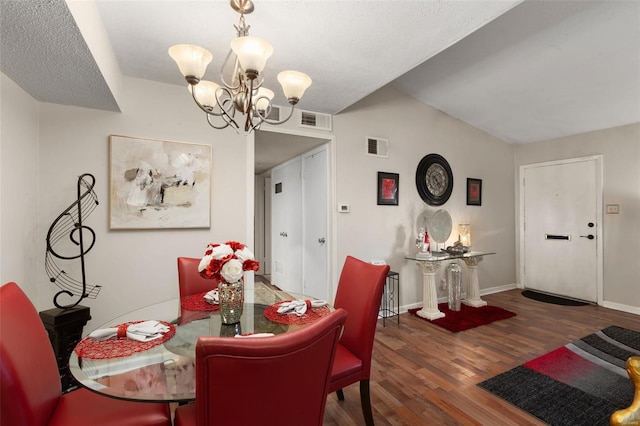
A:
[329,256,390,426]
[177,257,219,298]
[174,308,348,426]
[0,282,172,426]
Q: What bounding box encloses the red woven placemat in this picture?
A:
[181,292,220,312]
[263,301,330,325]
[74,321,176,359]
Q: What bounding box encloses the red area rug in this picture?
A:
[408,303,516,332]
[478,326,639,425]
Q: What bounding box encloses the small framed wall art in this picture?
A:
[466,178,482,206]
[377,172,399,206]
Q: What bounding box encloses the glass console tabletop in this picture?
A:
[405,250,495,262]
[405,251,496,320]
[68,282,327,403]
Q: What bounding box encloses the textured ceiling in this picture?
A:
[0,0,119,111]
[1,0,639,156]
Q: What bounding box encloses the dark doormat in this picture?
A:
[522,290,590,306]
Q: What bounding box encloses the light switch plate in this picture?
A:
[606,204,620,214]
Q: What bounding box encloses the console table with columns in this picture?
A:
[405,251,495,320]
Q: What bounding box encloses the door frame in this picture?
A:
[518,155,604,304]
[250,127,337,300]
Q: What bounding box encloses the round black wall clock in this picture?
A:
[415,153,453,206]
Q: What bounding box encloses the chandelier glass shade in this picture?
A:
[168,0,312,134]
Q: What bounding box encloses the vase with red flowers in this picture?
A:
[198,241,260,324]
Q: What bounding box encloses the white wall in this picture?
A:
[3,71,637,331]
[20,75,251,329]
[514,123,640,311]
[332,85,517,309]
[0,73,40,299]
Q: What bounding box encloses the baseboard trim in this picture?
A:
[398,284,639,317]
[600,300,640,315]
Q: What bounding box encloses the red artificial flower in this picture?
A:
[225,241,246,252]
[243,259,260,272]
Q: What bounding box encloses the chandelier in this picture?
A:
[168,0,312,134]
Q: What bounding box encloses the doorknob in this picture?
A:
[318,237,326,244]
[580,234,595,240]
[587,222,594,228]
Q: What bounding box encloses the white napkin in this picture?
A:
[276,299,327,316]
[234,333,275,338]
[203,289,219,305]
[88,320,170,342]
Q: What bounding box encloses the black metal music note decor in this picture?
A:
[45,173,101,309]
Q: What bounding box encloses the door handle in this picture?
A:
[580,234,595,240]
[318,237,326,244]
[280,232,288,237]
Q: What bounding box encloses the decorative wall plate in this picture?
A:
[415,154,453,206]
[428,209,453,249]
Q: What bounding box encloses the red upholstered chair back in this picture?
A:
[333,256,389,377]
[177,257,218,298]
[194,308,348,426]
[0,282,63,426]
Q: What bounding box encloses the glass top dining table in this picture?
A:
[68,281,328,403]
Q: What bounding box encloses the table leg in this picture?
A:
[462,256,487,307]
[415,260,445,320]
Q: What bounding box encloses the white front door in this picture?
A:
[302,147,328,301]
[522,156,601,302]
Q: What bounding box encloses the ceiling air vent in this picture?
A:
[298,109,332,131]
[366,137,388,158]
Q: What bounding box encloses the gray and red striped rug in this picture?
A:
[478,326,640,425]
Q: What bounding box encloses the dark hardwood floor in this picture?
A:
[323,289,640,425]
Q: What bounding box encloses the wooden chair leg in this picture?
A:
[336,389,345,401]
[360,379,374,426]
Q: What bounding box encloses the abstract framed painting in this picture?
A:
[109,135,211,229]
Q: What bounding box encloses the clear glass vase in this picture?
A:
[218,280,244,324]
[447,262,462,311]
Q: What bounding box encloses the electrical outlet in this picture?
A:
[606,204,620,214]
[338,203,350,213]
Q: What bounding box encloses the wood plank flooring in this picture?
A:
[322,289,640,425]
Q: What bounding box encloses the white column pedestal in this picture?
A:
[462,256,487,307]
[415,260,445,320]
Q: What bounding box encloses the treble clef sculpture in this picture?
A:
[45,173,102,309]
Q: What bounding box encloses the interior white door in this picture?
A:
[523,158,598,302]
[302,147,328,301]
[271,167,286,287]
[263,176,271,275]
[270,159,302,294]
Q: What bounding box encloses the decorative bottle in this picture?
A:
[424,230,431,253]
